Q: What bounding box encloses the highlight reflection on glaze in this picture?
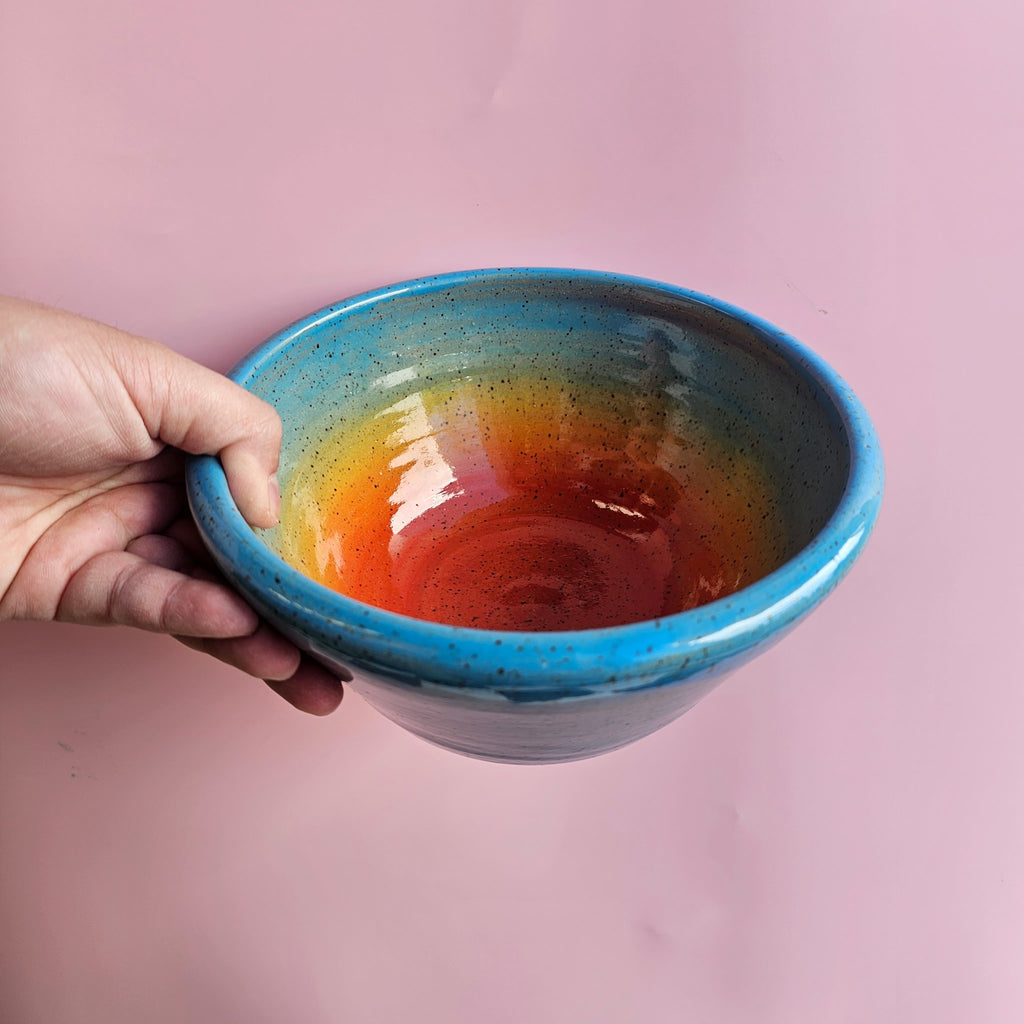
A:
[280,373,788,631]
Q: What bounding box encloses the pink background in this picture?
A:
[2,1,1021,1020]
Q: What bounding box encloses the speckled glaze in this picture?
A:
[186,269,883,763]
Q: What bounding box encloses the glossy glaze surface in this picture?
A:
[186,268,883,762]
[281,371,788,631]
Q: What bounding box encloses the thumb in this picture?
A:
[113,336,283,529]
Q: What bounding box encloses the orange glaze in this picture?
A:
[280,373,787,631]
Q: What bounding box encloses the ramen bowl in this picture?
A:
[186,268,883,763]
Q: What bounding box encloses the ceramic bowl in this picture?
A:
[186,268,883,763]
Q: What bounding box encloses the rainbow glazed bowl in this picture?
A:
[186,269,883,763]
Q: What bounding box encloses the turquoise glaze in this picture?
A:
[186,269,883,763]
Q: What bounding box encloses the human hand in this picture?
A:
[0,296,344,715]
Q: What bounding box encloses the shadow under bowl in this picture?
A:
[186,268,883,763]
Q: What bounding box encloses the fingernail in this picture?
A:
[268,474,281,522]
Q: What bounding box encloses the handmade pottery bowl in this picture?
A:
[186,268,883,763]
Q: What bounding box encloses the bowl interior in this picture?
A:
[243,273,849,634]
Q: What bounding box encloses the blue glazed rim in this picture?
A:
[187,268,884,698]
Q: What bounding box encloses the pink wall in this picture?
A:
[2,1,1021,1020]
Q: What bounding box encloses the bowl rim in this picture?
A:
[186,267,884,695]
